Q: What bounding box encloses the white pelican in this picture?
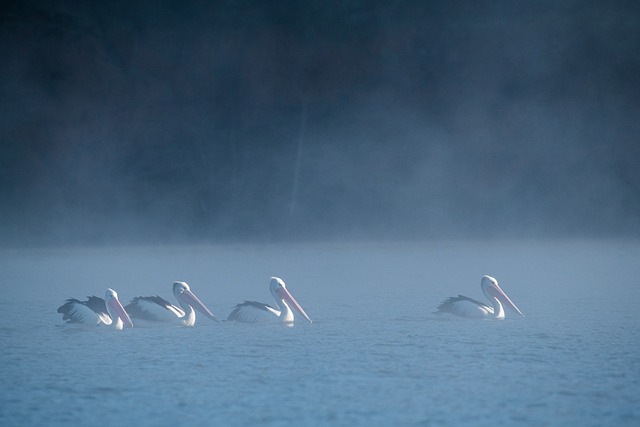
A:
[435,275,524,319]
[125,281,217,326]
[227,277,312,324]
[57,288,134,330]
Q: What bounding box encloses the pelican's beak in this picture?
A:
[181,289,218,322]
[489,285,524,317]
[277,287,312,323]
[108,297,134,328]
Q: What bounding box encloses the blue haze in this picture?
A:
[1,240,639,426]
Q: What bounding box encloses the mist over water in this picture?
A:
[2,2,640,425]
[1,1,640,245]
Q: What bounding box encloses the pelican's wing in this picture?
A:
[227,301,279,323]
[57,297,110,325]
[125,296,185,321]
[435,294,494,318]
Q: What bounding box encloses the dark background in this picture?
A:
[1,0,639,246]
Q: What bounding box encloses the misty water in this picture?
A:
[1,240,639,426]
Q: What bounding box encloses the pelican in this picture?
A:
[227,277,312,324]
[125,281,217,326]
[57,288,134,330]
[435,275,524,319]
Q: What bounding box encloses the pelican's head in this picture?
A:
[173,281,191,297]
[269,277,287,292]
[269,277,312,323]
[105,288,118,300]
[481,275,524,317]
[172,281,217,322]
[104,288,134,328]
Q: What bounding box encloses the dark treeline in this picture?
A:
[1,0,639,245]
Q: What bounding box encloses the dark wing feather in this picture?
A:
[227,301,274,321]
[57,298,82,321]
[125,295,185,320]
[455,294,490,308]
[84,296,108,316]
[435,294,492,316]
[57,296,108,324]
[130,295,173,309]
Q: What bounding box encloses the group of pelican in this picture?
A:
[57,277,312,329]
[57,275,523,330]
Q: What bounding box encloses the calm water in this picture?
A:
[1,240,639,426]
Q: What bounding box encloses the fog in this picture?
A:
[1,0,639,246]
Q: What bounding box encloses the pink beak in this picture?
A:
[277,287,312,323]
[108,297,134,328]
[181,289,218,321]
[489,285,524,317]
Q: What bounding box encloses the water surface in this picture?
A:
[1,240,638,426]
